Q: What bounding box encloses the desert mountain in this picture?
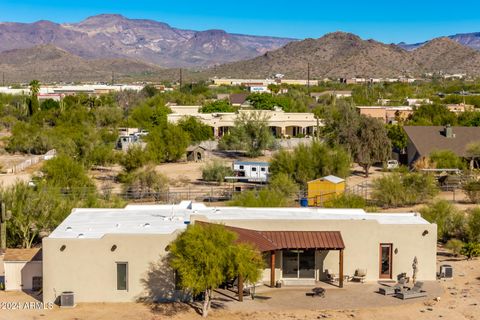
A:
[399,32,480,51]
[205,33,480,78]
[0,14,294,68]
[0,45,185,83]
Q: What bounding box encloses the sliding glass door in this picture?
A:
[282,250,315,279]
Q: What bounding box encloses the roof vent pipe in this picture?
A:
[444,125,454,138]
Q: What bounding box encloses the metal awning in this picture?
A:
[199,222,345,252]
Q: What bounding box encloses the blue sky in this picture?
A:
[1,0,480,43]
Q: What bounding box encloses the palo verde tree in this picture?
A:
[169,223,263,317]
[219,111,275,157]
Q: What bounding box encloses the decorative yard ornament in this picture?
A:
[412,256,418,284]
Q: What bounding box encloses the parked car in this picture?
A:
[386,160,399,170]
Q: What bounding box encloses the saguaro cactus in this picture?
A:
[0,201,11,250]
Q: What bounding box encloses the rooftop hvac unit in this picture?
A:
[60,291,75,308]
[439,265,453,279]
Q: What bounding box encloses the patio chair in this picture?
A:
[395,281,427,300]
[325,269,339,283]
[351,269,367,283]
[378,277,407,295]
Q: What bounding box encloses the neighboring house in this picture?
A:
[42,201,437,303]
[167,109,319,138]
[357,106,413,124]
[4,248,42,291]
[406,98,432,107]
[229,93,249,106]
[310,90,352,101]
[404,125,480,166]
[231,161,269,182]
[446,103,475,113]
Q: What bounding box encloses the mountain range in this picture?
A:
[3,14,480,82]
[398,32,480,51]
[0,14,293,68]
[206,32,480,78]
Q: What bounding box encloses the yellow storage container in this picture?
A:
[307,175,345,206]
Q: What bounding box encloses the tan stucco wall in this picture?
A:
[43,217,436,303]
[192,217,437,283]
[42,233,180,304]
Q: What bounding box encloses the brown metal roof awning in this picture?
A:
[199,222,345,251]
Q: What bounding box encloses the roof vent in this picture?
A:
[143,223,151,228]
[77,233,84,238]
[65,226,72,232]
[444,125,454,138]
[115,223,120,228]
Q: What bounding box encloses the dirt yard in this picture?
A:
[0,247,478,320]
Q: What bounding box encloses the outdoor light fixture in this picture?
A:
[394,248,398,254]
[111,245,117,252]
[422,230,429,236]
[60,245,66,252]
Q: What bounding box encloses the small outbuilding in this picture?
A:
[307,175,346,206]
[3,248,42,291]
[186,145,206,162]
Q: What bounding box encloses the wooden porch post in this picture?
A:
[270,250,276,287]
[339,249,344,288]
[238,274,244,302]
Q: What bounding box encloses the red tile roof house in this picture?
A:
[404,125,480,166]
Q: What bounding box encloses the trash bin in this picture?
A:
[300,198,308,207]
[275,280,282,288]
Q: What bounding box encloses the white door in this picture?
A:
[4,262,24,291]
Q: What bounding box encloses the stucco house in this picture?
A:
[42,202,437,304]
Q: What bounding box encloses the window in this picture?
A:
[239,165,244,170]
[252,167,257,172]
[261,167,266,172]
[116,262,128,290]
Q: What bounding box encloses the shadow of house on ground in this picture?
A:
[138,256,191,316]
[139,256,230,316]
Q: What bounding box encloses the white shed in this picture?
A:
[4,248,42,291]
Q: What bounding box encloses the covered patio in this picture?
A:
[220,224,346,300]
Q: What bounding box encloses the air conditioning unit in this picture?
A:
[439,265,453,279]
[60,291,75,308]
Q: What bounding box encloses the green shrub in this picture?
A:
[445,239,464,256]
[420,200,467,241]
[123,166,169,199]
[467,208,480,242]
[463,180,480,204]
[268,173,299,198]
[229,188,288,207]
[120,145,149,172]
[429,150,466,169]
[461,242,480,259]
[324,193,366,209]
[371,173,439,207]
[201,160,233,184]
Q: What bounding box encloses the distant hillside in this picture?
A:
[205,33,480,78]
[0,14,294,68]
[399,32,480,51]
[0,45,188,83]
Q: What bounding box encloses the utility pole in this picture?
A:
[111,71,115,86]
[307,62,311,93]
[2,72,4,87]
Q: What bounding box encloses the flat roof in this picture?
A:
[48,201,430,239]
